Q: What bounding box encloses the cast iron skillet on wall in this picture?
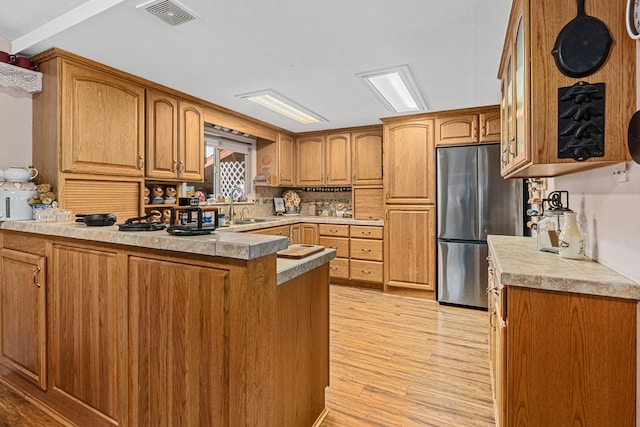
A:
[552,0,612,78]
[627,111,640,164]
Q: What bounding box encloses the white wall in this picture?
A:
[548,163,640,283]
[0,88,32,171]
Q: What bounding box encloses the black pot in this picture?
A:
[75,213,117,226]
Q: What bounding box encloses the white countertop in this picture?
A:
[488,235,640,300]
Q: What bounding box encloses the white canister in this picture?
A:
[558,212,584,259]
[0,190,38,220]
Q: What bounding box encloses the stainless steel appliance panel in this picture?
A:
[477,144,523,239]
[437,241,488,309]
[436,146,479,241]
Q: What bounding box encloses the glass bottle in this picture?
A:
[558,212,583,259]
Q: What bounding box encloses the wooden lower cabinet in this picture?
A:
[0,230,329,426]
[128,256,228,426]
[300,224,318,245]
[329,258,349,279]
[0,248,47,391]
[50,243,126,425]
[384,206,436,298]
[489,280,636,426]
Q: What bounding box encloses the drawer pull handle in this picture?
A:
[362,231,371,235]
[330,229,338,233]
[361,269,372,274]
[33,267,41,288]
[361,248,372,253]
[275,232,282,235]
[489,309,497,331]
[331,266,338,270]
[330,246,338,249]
[138,155,145,170]
[172,159,178,172]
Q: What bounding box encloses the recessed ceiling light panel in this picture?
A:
[237,90,327,124]
[356,65,428,113]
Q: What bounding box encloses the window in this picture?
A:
[187,125,256,200]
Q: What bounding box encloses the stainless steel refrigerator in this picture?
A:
[436,144,523,309]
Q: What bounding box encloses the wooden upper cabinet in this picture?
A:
[435,114,478,146]
[0,248,47,391]
[61,60,145,176]
[278,133,295,185]
[480,109,501,142]
[256,132,295,186]
[325,133,351,186]
[146,90,178,179]
[146,90,204,181]
[352,129,383,185]
[435,107,500,146]
[296,136,325,186]
[498,0,635,178]
[383,118,435,204]
[178,100,204,181]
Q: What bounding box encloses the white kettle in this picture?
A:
[2,167,38,182]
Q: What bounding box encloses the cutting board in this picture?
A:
[277,244,325,259]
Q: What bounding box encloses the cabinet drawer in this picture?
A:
[319,237,349,258]
[318,224,349,237]
[350,225,383,240]
[250,225,290,237]
[350,239,383,261]
[350,260,383,283]
[329,258,349,279]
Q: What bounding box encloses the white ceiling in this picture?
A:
[0,0,512,133]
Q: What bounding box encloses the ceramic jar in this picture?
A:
[558,212,584,259]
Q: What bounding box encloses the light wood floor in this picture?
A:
[0,285,494,426]
[321,285,494,427]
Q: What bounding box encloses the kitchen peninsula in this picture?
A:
[0,221,334,427]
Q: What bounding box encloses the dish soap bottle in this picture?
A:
[558,211,583,259]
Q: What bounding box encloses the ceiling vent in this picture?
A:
[142,0,197,26]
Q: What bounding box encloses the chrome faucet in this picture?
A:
[241,207,250,221]
[227,185,244,225]
[228,198,235,225]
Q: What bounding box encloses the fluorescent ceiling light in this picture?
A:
[356,65,427,113]
[237,90,326,124]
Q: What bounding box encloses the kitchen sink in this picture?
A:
[232,218,272,225]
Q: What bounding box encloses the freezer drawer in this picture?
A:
[437,241,488,309]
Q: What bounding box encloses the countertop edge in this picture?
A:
[489,235,640,300]
[276,249,337,286]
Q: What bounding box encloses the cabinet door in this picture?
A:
[128,257,227,426]
[384,206,436,292]
[146,90,179,179]
[353,187,384,220]
[325,133,351,185]
[0,249,46,390]
[296,136,325,186]
[290,224,301,244]
[480,109,501,143]
[50,244,124,424]
[511,15,528,168]
[352,130,383,185]
[384,119,435,204]
[278,133,295,185]
[178,100,204,181]
[61,60,145,176]
[435,114,479,146]
[301,224,318,245]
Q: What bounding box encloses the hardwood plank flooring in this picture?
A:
[0,284,493,426]
[321,285,494,427]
